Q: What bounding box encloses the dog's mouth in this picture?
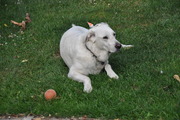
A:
[108,47,121,53]
[116,48,121,52]
[108,50,117,54]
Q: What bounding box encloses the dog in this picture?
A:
[60,22,133,93]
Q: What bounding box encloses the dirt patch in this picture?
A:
[0,115,103,120]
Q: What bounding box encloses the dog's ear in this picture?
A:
[86,31,96,43]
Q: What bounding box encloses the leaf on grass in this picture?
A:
[173,74,180,82]
[4,24,8,27]
[11,13,31,31]
[22,59,28,63]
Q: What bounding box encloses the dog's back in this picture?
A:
[60,25,88,68]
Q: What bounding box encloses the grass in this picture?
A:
[0,0,180,119]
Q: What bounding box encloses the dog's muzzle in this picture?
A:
[115,42,122,50]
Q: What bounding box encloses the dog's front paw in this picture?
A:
[109,73,119,79]
[83,82,93,93]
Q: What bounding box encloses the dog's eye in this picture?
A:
[103,36,108,39]
[113,33,116,36]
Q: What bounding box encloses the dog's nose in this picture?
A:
[115,43,122,50]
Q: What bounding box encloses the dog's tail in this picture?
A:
[72,24,76,27]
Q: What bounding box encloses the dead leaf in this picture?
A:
[25,13,32,23]
[173,74,180,82]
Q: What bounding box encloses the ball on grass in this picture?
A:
[44,89,57,100]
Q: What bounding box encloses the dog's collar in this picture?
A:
[85,43,105,65]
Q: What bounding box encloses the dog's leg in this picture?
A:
[68,67,92,93]
[105,64,119,79]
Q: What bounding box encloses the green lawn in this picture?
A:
[0,0,180,119]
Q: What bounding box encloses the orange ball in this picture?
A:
[44,89,57,100]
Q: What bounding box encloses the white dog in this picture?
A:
[60,22,133,93]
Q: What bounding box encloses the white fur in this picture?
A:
[60,23,126,93]
[122,44,134,49]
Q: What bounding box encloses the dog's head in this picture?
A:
[86,22,121,53]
